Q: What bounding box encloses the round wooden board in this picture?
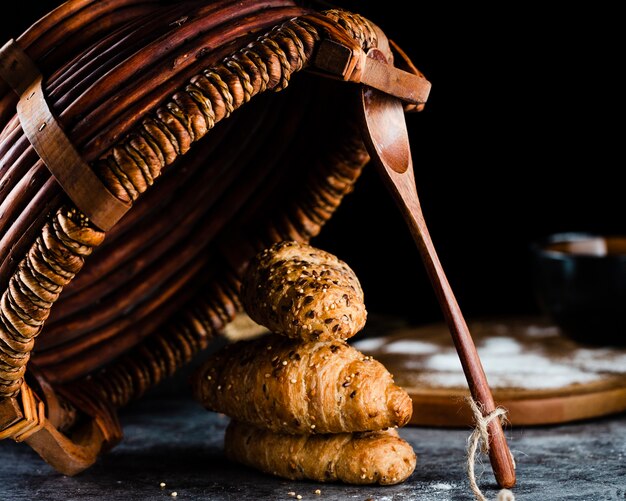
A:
[353,317,626,427]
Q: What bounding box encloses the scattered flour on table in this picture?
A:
[431,482,455,490]
[354,324,626,390]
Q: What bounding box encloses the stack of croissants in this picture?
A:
[192,241,416,485]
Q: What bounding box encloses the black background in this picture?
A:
[1,2,623,325]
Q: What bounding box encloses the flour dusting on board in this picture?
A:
[353,320,626,390]
[352,337,386,352]
[382,339,439,355]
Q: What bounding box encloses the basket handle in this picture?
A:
[0,377,121,476]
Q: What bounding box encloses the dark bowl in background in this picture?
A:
[530,232,626,346]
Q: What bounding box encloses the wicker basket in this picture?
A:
[0,0,429,475]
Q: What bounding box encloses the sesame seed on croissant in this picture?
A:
[240,241,367,342]
[225,420,417,485]
[192,334,413,434]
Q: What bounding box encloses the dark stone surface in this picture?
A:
[1,394,625,501]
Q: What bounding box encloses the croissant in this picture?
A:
[192,334,412,434]
[225,420,417,485]
[240,241,367,342]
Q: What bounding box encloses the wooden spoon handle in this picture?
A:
[385,168,516,488]
[360,85,515,488]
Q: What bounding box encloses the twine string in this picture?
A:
[466,397,516,501]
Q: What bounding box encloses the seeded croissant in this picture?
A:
[225,420,417,485]
[192,334,412,434]
[240,241,367,342]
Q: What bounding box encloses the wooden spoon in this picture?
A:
[359,50,516,489]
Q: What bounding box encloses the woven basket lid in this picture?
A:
[0,0,429,474]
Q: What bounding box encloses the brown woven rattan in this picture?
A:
[0,0,427,474]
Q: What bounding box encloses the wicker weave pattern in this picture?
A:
[0,208,104,396]
[94,17,320,204]
[88,114,368,410]
[0,10,377,401]
[324,10,378,49]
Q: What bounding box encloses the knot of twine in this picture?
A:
[466,397,516,501]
